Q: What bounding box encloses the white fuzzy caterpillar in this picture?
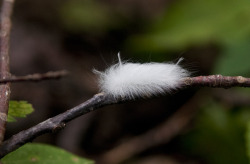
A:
[95,53,190,99]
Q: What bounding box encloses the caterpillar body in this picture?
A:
[95,54,189,99]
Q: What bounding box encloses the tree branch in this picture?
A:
[0,0,15,144]
[0,70,68,84]
[0,75,250,158]
[182,75,250,88]
[0,93,116,158]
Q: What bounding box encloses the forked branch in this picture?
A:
[0,75,250,158]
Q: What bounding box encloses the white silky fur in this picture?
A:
[95,54,189,99]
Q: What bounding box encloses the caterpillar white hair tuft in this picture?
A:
[94,53,190,99]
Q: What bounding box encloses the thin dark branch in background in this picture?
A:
[98,92,203,164]
[0,75,250,158]
[0,0,15,144]
[213,89,250,106]
[0,70,69,84]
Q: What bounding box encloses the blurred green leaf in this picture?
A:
[8,101,34,122]
[60,0,120,33]
[127,0,250,52]
[181,102,249,164]
[2,143,94,164]
[214,39,250,76]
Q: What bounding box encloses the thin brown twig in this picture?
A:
[0,0,15,144]
[0,75,250,158]
[0,70,69,84]
[181,75,250,88]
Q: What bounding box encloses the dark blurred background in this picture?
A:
[4,0,250,163]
